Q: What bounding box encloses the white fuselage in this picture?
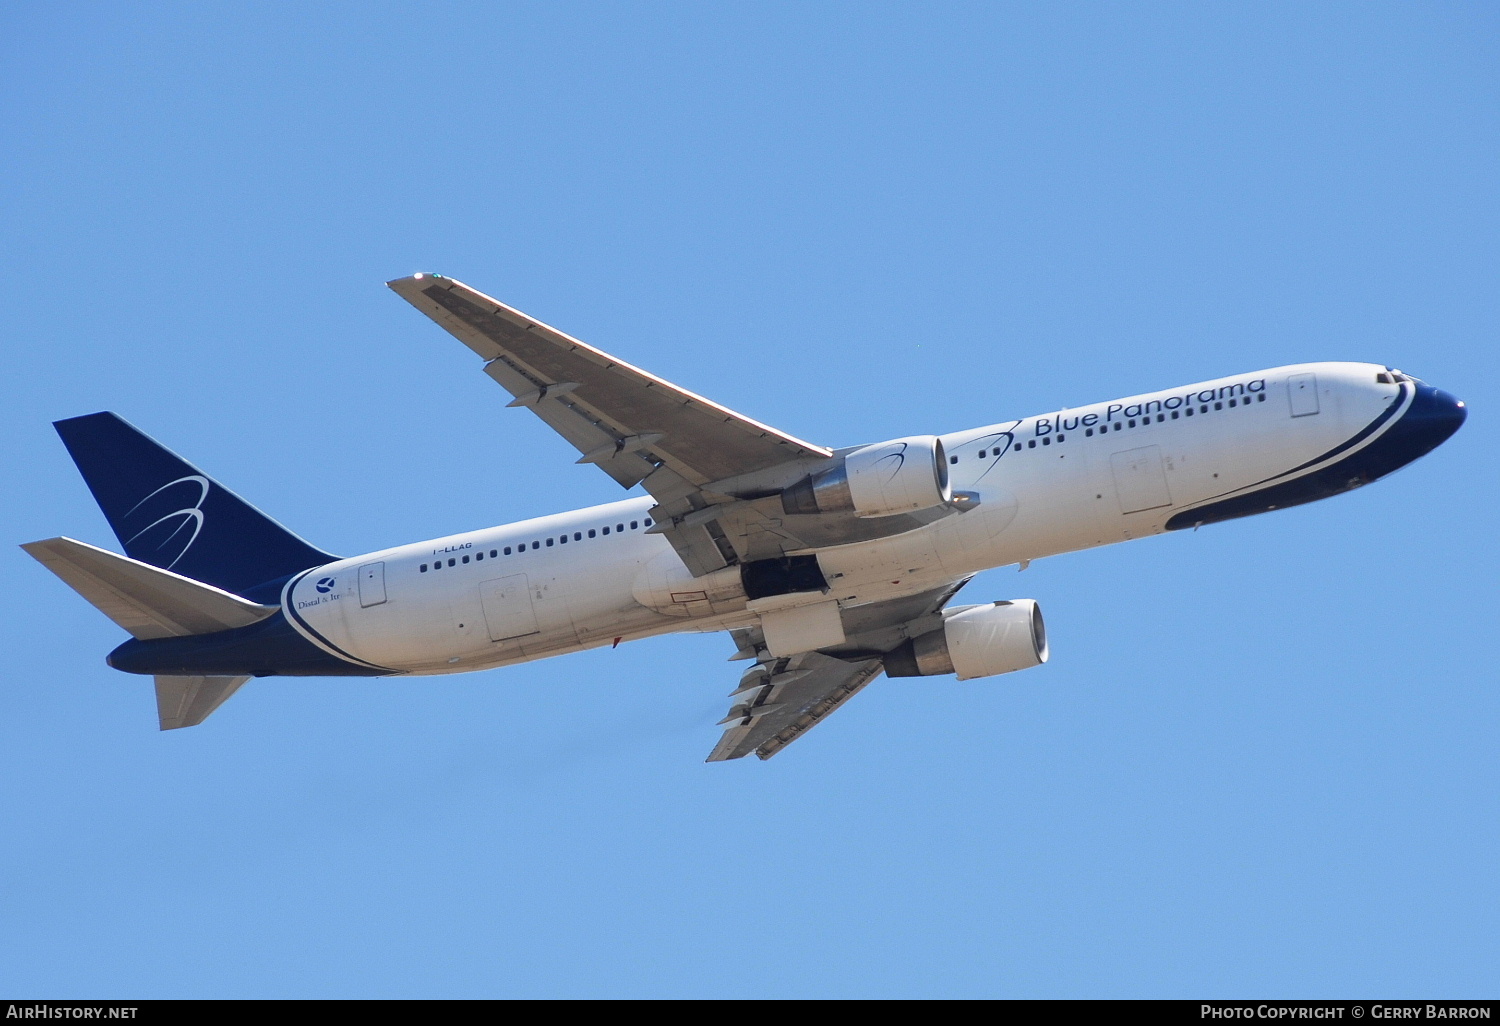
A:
[282,362,1401,676]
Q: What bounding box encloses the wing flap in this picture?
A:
[708,651,884,761]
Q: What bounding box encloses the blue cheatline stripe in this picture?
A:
[1257,382,1410,485]
[1175,383,1409,514]
[281,568,395,672]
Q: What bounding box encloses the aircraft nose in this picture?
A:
[1410,384,1467,446]
[1384,381,1466,469]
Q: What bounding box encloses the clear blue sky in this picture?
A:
[2,2,1496,998]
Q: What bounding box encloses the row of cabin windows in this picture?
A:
[948,393,1268,461]
[953,435,1069,462]
[419,517,652,572]
[1079,393,1267,437]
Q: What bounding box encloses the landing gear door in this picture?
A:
[1288,373,1320,417]
[358,562,387,607]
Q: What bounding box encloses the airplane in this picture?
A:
[23,273,1467,761]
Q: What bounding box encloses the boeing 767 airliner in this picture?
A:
[24,274,1466,760]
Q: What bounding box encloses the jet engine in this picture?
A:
[883,600,1047,680]
[781,435,951,518]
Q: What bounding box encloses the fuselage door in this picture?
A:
[1110,445,1172,514]
[480,574,540,641]
[358,562,387,607]
[1288,373,1320,417]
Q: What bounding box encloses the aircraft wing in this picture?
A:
[709,650,884,762]
[389,274,969,576]
[387,274,829,487]
[709,580,969,761]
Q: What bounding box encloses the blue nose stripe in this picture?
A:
[1394,384,1466,460]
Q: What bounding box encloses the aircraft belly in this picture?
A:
[817,530,945,594]
[1033,449,1097,560]
[284,529,681,675]
[476,538,677,666]
[945,448,1097,571]
[935,486,1020,574]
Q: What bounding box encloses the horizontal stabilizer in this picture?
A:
[155,674,249,730]
[22,537,279,640]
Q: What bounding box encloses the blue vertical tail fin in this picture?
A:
[53,412,337,602]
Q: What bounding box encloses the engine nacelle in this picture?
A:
[781,435,951,518]
[884,600,1048,681]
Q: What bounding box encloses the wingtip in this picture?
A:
[386,272,447,290]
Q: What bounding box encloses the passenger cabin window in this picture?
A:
[503,546,511,555]
[602,526,610,535]
[490,550,497,557]
[644,518,652,527]
[588,529,596,538]
[447,558,455,567]
[420,563,427,572]
[631,521,638,529]
[462,555,469,563]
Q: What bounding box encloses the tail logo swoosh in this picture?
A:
[121,475,210,570]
